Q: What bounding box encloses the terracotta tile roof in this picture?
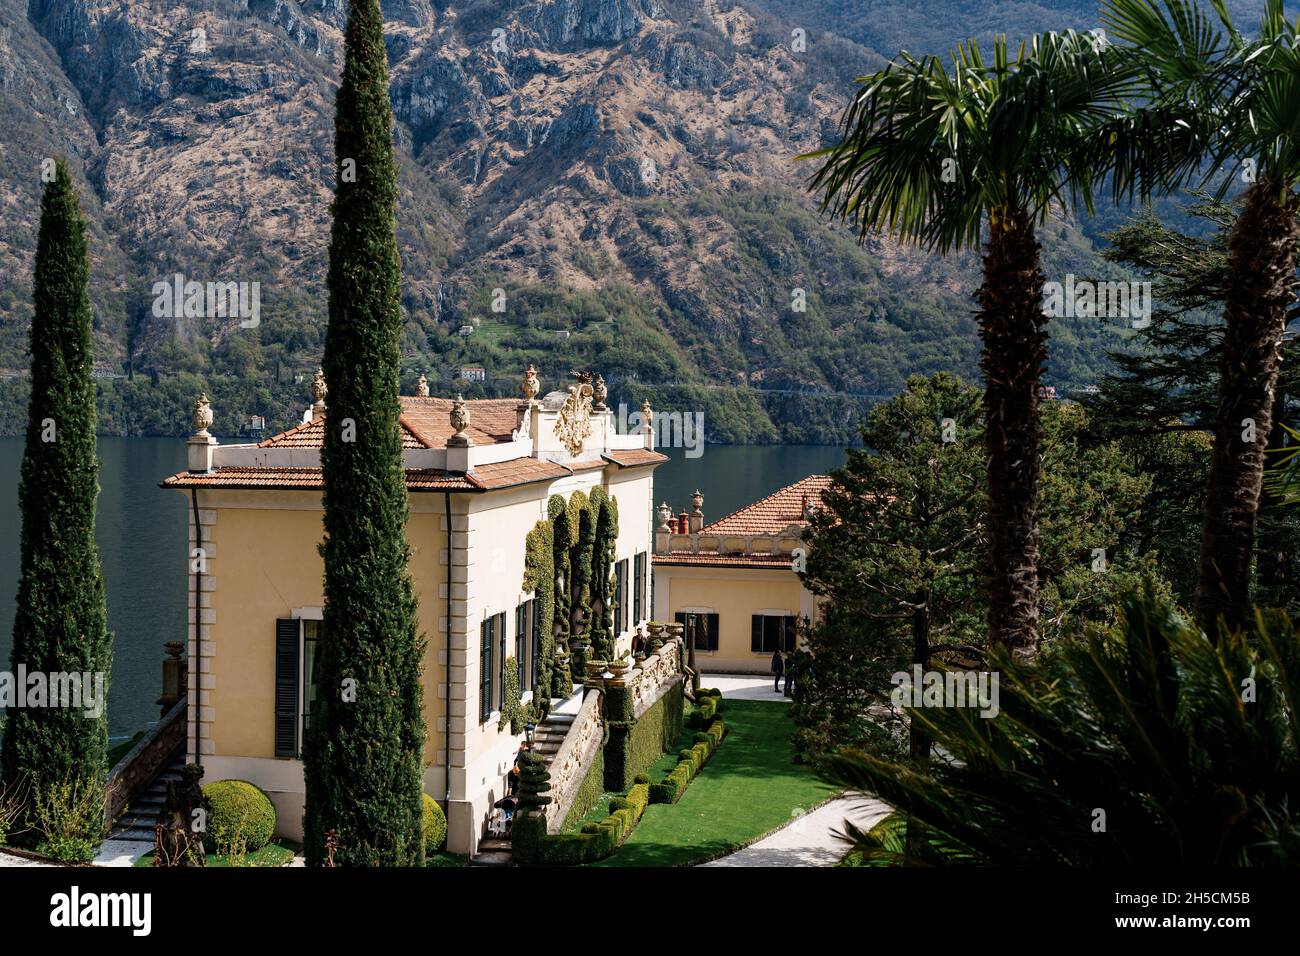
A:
[700,475,833,536]
[399,397,521,448]
[652,552,795,569]
[566,459,609,472]
[465,458,570,490]
[257,398,523,450]
[602,448,670,468]
[162,467,476,491]
[162,457,568,493]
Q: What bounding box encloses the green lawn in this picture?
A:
[591,699,836,867]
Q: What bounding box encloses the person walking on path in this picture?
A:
[771,649,785,692]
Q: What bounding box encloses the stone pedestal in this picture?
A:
[187,434,216,473]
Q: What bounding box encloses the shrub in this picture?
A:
[830,594,1300,865]
[650,715,727,805]
[33,777,102,863]
[202,780,276,854]
[422,794,447,854]
[517,783,651,865]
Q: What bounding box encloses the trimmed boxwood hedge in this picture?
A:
[605,680,684,792]
[422,794,447,854]
[515,783,651,865]
[202,780,276,854]
[649,714,727,805]
[687,689,722,728]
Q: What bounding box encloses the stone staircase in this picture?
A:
[467,689,583,867]
[107,748,184,844]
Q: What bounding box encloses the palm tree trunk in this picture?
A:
[976,208,1047,660]
[1194,179,1300,638]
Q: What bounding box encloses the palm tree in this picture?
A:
[1100,0,1300,636]
[804,32,1135,659]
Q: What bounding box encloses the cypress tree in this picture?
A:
[303,0,425,866]
[0,159,112,847]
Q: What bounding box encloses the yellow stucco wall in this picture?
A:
[186,489,448,839]
[653,564,811,673]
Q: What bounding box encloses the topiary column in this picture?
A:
[0,159,113,852]
[303,0,425,867]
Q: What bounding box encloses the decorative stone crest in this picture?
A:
[593,373,608,410]
[192,393,213,437]
[554,373,594,457]
[448,393,471,447]
[416,374,430,397]
[521,364,540,403]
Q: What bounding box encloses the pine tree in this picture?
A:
[302,0,425,866]
[0,159,113,848]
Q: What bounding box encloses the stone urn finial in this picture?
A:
[641,398,653,426]
[593,373,608,410]
[416,374,430,397]
[657,502,673,532]
[692,489,703,516]
[192,393,213,437]
[448,393,471,446]
[311,368,327,422]
[521,364,540,403]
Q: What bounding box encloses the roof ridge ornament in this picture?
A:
[448,393,472,448]
[311,368,327,422]
[416,374,430,397]
[521,364,540,403]
[192,392,213,438]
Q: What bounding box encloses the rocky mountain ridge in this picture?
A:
[0,0,1115,441]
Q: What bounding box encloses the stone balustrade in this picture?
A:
[544,688,605,834]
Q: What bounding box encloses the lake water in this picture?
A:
[0,438,846,739]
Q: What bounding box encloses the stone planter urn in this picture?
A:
[608,660,630,679]
[646,621,666,650]
[585,660,607,679]
[665,622,685,643]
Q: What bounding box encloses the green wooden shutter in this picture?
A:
[531,599,541,692]
[634,553,644,622]
[480,620,492,722]
[498,614,507,710]
[784,616,797,652]
[751,615,763,652]
[274,618,300,758]
[706,613,720,650]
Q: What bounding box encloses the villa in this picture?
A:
[161,368,665,855]
[652,476,830,673]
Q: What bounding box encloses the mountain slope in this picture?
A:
[0,0,1127,442]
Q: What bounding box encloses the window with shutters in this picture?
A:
[531,598,541,693]
[633,552,646,624]
[751,614,797,653]
[302,620,323,739]
[615,559,628,636]
[515,601,529,695]
[498,613,508,710]
[480,618,494,723]
[274,617,323,759]
[675,611,719,651]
